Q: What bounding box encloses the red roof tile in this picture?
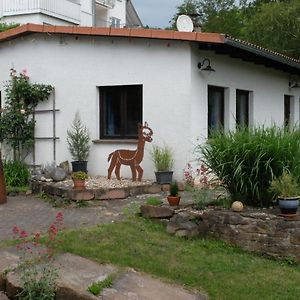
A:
[0,23,225,44]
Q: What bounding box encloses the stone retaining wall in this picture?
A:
[31,181,163,201]
[198,209,300,262]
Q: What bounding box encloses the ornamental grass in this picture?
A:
[197,126,300,207]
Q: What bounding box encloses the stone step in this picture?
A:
[0,250,207,300]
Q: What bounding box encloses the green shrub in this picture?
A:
[170,181,179,196]
[192,188,214,210]
[146,197,162,206]
[3,160,30,187]
[268,171,299,198]
[197,126,300,207]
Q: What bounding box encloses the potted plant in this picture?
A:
[150,145,174,184]
[71,171,88,190]
[167,181,181,206]
[67,112,90,173]
[269,171,299,216]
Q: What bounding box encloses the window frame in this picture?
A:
[284,94,292,128]
[208,85,225,137]
[99,84,143,140]
[236,89,250,127]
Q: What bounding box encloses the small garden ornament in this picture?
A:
[107,122,153,181]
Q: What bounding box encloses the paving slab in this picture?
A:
[1,251,207,300]
[102,269,208,300]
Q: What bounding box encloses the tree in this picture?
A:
[170,0,300,59]
[170,0,242,36]
[243,0,300,58]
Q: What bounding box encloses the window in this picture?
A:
[236,90,249,127]
[100,85,142,139]
[208,86,224,136]
[284,95,292,127]
[110,17,121,28]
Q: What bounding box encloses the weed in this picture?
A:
[146,197,162,206]
[87,273,117,296]
[76,200,89,208]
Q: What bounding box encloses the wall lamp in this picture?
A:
[198,58,215,72]
[289,81,300,89]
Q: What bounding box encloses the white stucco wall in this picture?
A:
[1,14,78,26]
[0,33,299,180]
[107,0,126,27]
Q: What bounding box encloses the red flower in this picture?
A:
[20,230,28,238]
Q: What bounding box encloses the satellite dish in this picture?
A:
[176,15,194,32]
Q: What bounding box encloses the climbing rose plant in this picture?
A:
[0,69,53,161]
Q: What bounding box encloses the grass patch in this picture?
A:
[87,272,117,295]
[6,185,29,194]
[55,217,300,300]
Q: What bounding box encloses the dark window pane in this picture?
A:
[100,85,142,139]
[125,86,142,136]
[208,86,224,136]
[284,95,291,128]
[105,90,121,136]
[236,90,249,127]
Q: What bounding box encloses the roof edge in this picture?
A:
[225,36,300,70]
[0,23,225,44]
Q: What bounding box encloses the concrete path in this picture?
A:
[0,195,143,240]
[0,194,208,300]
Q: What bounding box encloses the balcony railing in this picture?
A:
[2,0,81,23]
[96,0,116,9]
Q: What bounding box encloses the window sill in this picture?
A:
[92,139,138,144]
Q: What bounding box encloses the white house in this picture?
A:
[0,0,142,28]
[0,24,299,180]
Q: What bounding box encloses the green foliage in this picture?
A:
[87,273,117,296]
[0,22,19,32]
[198,126,300,207]
[3,160,30,187]
[76,200,89,208]
[71,171,88,180]
[0,69,53,161]
[243,0,300,59]
[192,187,214,210]
[17,265,58,300]
[146,197,162,206]
[170,0,300,59]
[67,113,90,161]
[150,145,174,171]
[56,218,300,300]
[268,171,299,199]
[170,181,179,196]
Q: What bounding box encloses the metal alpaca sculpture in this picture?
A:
[107,122,153,181]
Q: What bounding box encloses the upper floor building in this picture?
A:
[0,0,142,28]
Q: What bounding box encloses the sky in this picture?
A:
[132,0,183,29]
[132,1,251,29]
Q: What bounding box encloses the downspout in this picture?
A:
[92,0,96,26]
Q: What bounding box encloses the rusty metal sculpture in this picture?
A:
[107,122,153,181]
[0,150,7,204]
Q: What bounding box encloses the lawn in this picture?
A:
[55,216,300,300]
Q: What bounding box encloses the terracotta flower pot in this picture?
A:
[72,179,86,190]
[167,195,181,206]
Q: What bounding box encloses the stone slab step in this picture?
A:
[1,250,207,300]
[102,269,207,300]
